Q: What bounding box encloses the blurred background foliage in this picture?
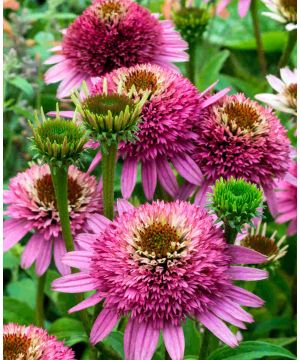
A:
[3,0,296,359]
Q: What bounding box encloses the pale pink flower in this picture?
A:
[261,0,297,31]
[53,200,267,359]
[3,323,75,360]
[4,164,103,276]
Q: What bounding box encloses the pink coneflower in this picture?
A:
[44,0,188,98]
[4,164,102,276]
[3,323,75,360]
[88,63,228,200]
[275,161,297,236]
[255,67,297,116]
[188,93,291,211]
[53,200,267,359]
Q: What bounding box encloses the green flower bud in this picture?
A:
[209,177,263,233]
[173,7,211,42]
[71,82,148,148]
[29,107,88,168]
[240,221,288,270]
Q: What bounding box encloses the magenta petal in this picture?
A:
[87,214,111,233]
[197,311,238,348]
[35,239,53,276]
[21,233,43,269]
[176,182,197,200]
[156,158,179,197]
[54,236,70,276]
[213,298,253,323]
[287,219,296,236]
[201,87,231,108]
[141,160,157,200]
[227,285,264,308]
[263,186,278,218]
[88,152,102,174]
[163,324,185,360]
[124,318,160,360]
[194,180,211,207]
[4,219,29,252]
[62,251,93,270]
[227,245,267,264]
[69,292,102,313]
[90,308,119,345]
[47,110,75,119]
[238,0,251,17]
[57,72,85,98]
[121,157,138,199]
[227,266,268,281]
[172,154,202,185]
[52,272,98,293]
[210,304,246,329]
[117,199,134,215]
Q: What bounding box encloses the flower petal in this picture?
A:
[141,160,157,200]
[227,266,268,281]
[121,157,138,199]
[163,323,185,360]
[117,199,135,215]
[172,154,202,185]
[35,239,53,276]
[156,157,179,197]
[227,245,267,264]
[54,236,71,276]
[52,272,98,293]
[69,292,102,313]
[21,233,43,269]
[90,308,119,345]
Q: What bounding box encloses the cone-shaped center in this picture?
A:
[97,0,126,21]
[139,222,180,257]
[83,94,135,116]
[284,83,297,107]
[4,334,31,360]
[241,235,278,257]
[222,103,261,132]
[35,174,83,208]
[124,69,158,94]
[280,0,296,15]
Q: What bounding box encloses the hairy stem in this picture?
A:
[36,272,47,327]
[199,329,210,360]
[278,29,297,68]
[250,0,267,75]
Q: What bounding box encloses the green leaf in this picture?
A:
[48,318,88,346]
[3,297,35,325]
[9,77,33,97]
[103,331,124,357]
[261,337,296,347]
[3,250,20,270]
[7,278,36,309]
[207,341,296,360]
[183,319,201,355]
[196,50,230,91]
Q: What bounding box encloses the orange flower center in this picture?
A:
[4,334,31,360]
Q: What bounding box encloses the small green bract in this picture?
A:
[29,108,88,168]
[209,177,263,232]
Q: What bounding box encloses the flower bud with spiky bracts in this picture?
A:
[239,221,288,271]
[71,81,149,150]
[29,106,88,168]
[209,177,263,242]
[173,7,211,43]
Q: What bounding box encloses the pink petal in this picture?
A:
[52,272,98,293]
[227,266,268,281]
[75,233,98,251]
[69,292,102,313]
[35,239,53,276]
[163,324,185,360]
[57,72,85,99]
[194,180,211,207]
[156,157,179,197]
[227,285,264,307]
[263,186,278,218]
[201,88,231,108]
[90,308,119,345]
[197,311,238,348]
[227,245,267,264]
[44,60,72,83]
[54,236,70,275]
[176,182,197,200]
[172,154,202,185]
[210,304,246,329]
[117,199,134,215]
[216,0,231,15]
[47,110,75,119]
[213,298,254,323]
[266,75,285,93]
[44,55,65,65]
[124,318,160,360]
[62,250,93,270]
[87,152,102,174]
[238,0,251,17]
[287,219,297,236]
[87,214,111,233]
[121,157,138,199]
[4,219,29,252]
[141,160,157,200]
[21,233,43,269]
[276,210,297,223]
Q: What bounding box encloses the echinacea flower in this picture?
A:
[3,323,75,360]
[261,0,297,31]
[4,164,103,276]
[274,160,297,236]
[53,200,268,359]
[187,93,291,212]
[88,63,229,200]
[237,221,288,265]
[44,0,188,98]
[255,67,297,116]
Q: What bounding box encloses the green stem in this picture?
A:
[224,223,238,244]
[186,41,197,84]
[278,29,297,68]
[250,0,267,75]
[50,165,74,252]
[101,144,118,220]
[199,329,210,360]
[36,272,47,327]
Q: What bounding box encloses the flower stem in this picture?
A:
[186,41,197,84]
[250,0,267,75]
[101,143,118,220]
[50,165,74,252]
[224,223,238,244]
[36,272,47,327]
[199,329,210,360]
[278,29,297,68]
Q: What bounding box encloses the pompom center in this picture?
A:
[123,69,159,94]
[222,103,261,132]
[96,0,127,22]
[279,0,297,19]
[4,334,31,360]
